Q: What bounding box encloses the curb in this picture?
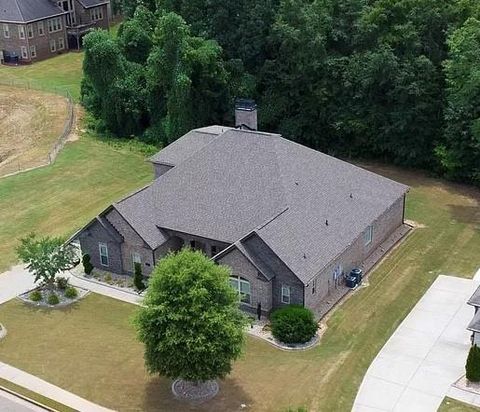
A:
[0,385,59,412]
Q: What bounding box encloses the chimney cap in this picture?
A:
[235,98,257,112]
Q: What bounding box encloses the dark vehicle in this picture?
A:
[346,268,363,289]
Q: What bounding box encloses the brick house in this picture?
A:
[0,0,110,64]
[74,106,409,317]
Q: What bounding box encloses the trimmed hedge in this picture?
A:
[64,286,78,299]
[29,290,42,302]
[47,293,60,305]
[271,305,318,344]
[82,253,94,275]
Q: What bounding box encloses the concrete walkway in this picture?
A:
[0,362,113,412]
[353,275,479,412]
[0,388,45,411]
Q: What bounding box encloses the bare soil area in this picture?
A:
[0,86,69,177]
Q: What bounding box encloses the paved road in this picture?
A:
[0,389,44,411]
[353,275,478,412]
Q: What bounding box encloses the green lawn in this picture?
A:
[439,397,480,411]
[0,133,153,272]
[0,166,479,411]
[0,53,84,101]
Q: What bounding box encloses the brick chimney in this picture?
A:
[235,99,257,131]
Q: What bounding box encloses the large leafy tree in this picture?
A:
[16,234,77,289]
[134,248,247,383]
[146,12,230,143]
[438,17,480,184]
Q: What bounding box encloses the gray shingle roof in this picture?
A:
[115,127,408,283]
[468,309,480,333]
[149,126,232,166]
[468,286,480,307]
[0,0,65,23]
[75,0,109,9]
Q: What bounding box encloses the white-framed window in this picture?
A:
[20,46,28,59]
[3,24,9,38]
[99,243,109,266]
[30,45,37,58]
[58,37,65,50]
[311,278,317,294]
[364,225,374,246]
[38,21,44,36]
[47,17,62,33]
[281,284,291,304]
[131,252,141,272]
[18,25,25,39]
[27,24,34,38]
[50,39,56,53]
[230,276,251,304]
[90,7,104,21]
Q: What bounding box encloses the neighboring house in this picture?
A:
[0,0,109,64]
[467,287,480,345]
[74,105,409,316]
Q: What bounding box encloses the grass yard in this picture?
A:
[0,86,69,177]
[0,166,479,411]
[0,53,84,101]
[0,133,153,272]
[439,397,480,411]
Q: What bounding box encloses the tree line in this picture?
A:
[82,0,480,185]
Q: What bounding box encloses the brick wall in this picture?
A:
[105,209,155,276]
[0,16,67,63]
[78,219,123,274]
[304,195,405,310]
[73,1,109,30]
[218,248,273,313]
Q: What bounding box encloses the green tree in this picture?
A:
[438,17,480,184]
[134,248,247,383]
[117,6,154,63]
[16,234,77,290]
[466,344,480,382]
[146,12,230,143]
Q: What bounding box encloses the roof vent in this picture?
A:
[325,219,329,226]
[235,99,257,131]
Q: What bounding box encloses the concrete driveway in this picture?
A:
[353,275,478,412]
[0,389,45,411]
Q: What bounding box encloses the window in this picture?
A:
[50,39,56,53]
[3,24,9,38]
[91,7,104,21]
[18,25,25,39]
[190,240,196,249]
[211,245,218,257]
[364,225,373,246]
[230,276,251,304]
[47,17,62,33]
[38,21,44,36]
[99,243,109,266]
[311,278,317,294]
[131,252,141,272]
[20,46,28,59]
[30,45,37,58]
[27,24,33,38]
[58,37,65,50]
[281,285,291,304]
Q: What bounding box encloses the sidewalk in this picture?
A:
[0,362,113,412]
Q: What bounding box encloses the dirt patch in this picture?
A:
[0,86,69,177]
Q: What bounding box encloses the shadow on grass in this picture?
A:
[142,376,253,412]
[448,204,480,225]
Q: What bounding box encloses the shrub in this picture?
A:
[133,262,145,291]
[56,276,68,290]
[47,293,60,305]
[64,287,78,299]
[29,290,42,302]
[271,305,318,344]
[104,273,112,283]
[466,344,480,382]
[82,254,94,275]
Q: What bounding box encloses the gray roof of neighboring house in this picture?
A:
[468,309,480,333]
[114,127,408,283]
[0,0,65,23]
[469,286,480,307]
[75,0,109,8]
